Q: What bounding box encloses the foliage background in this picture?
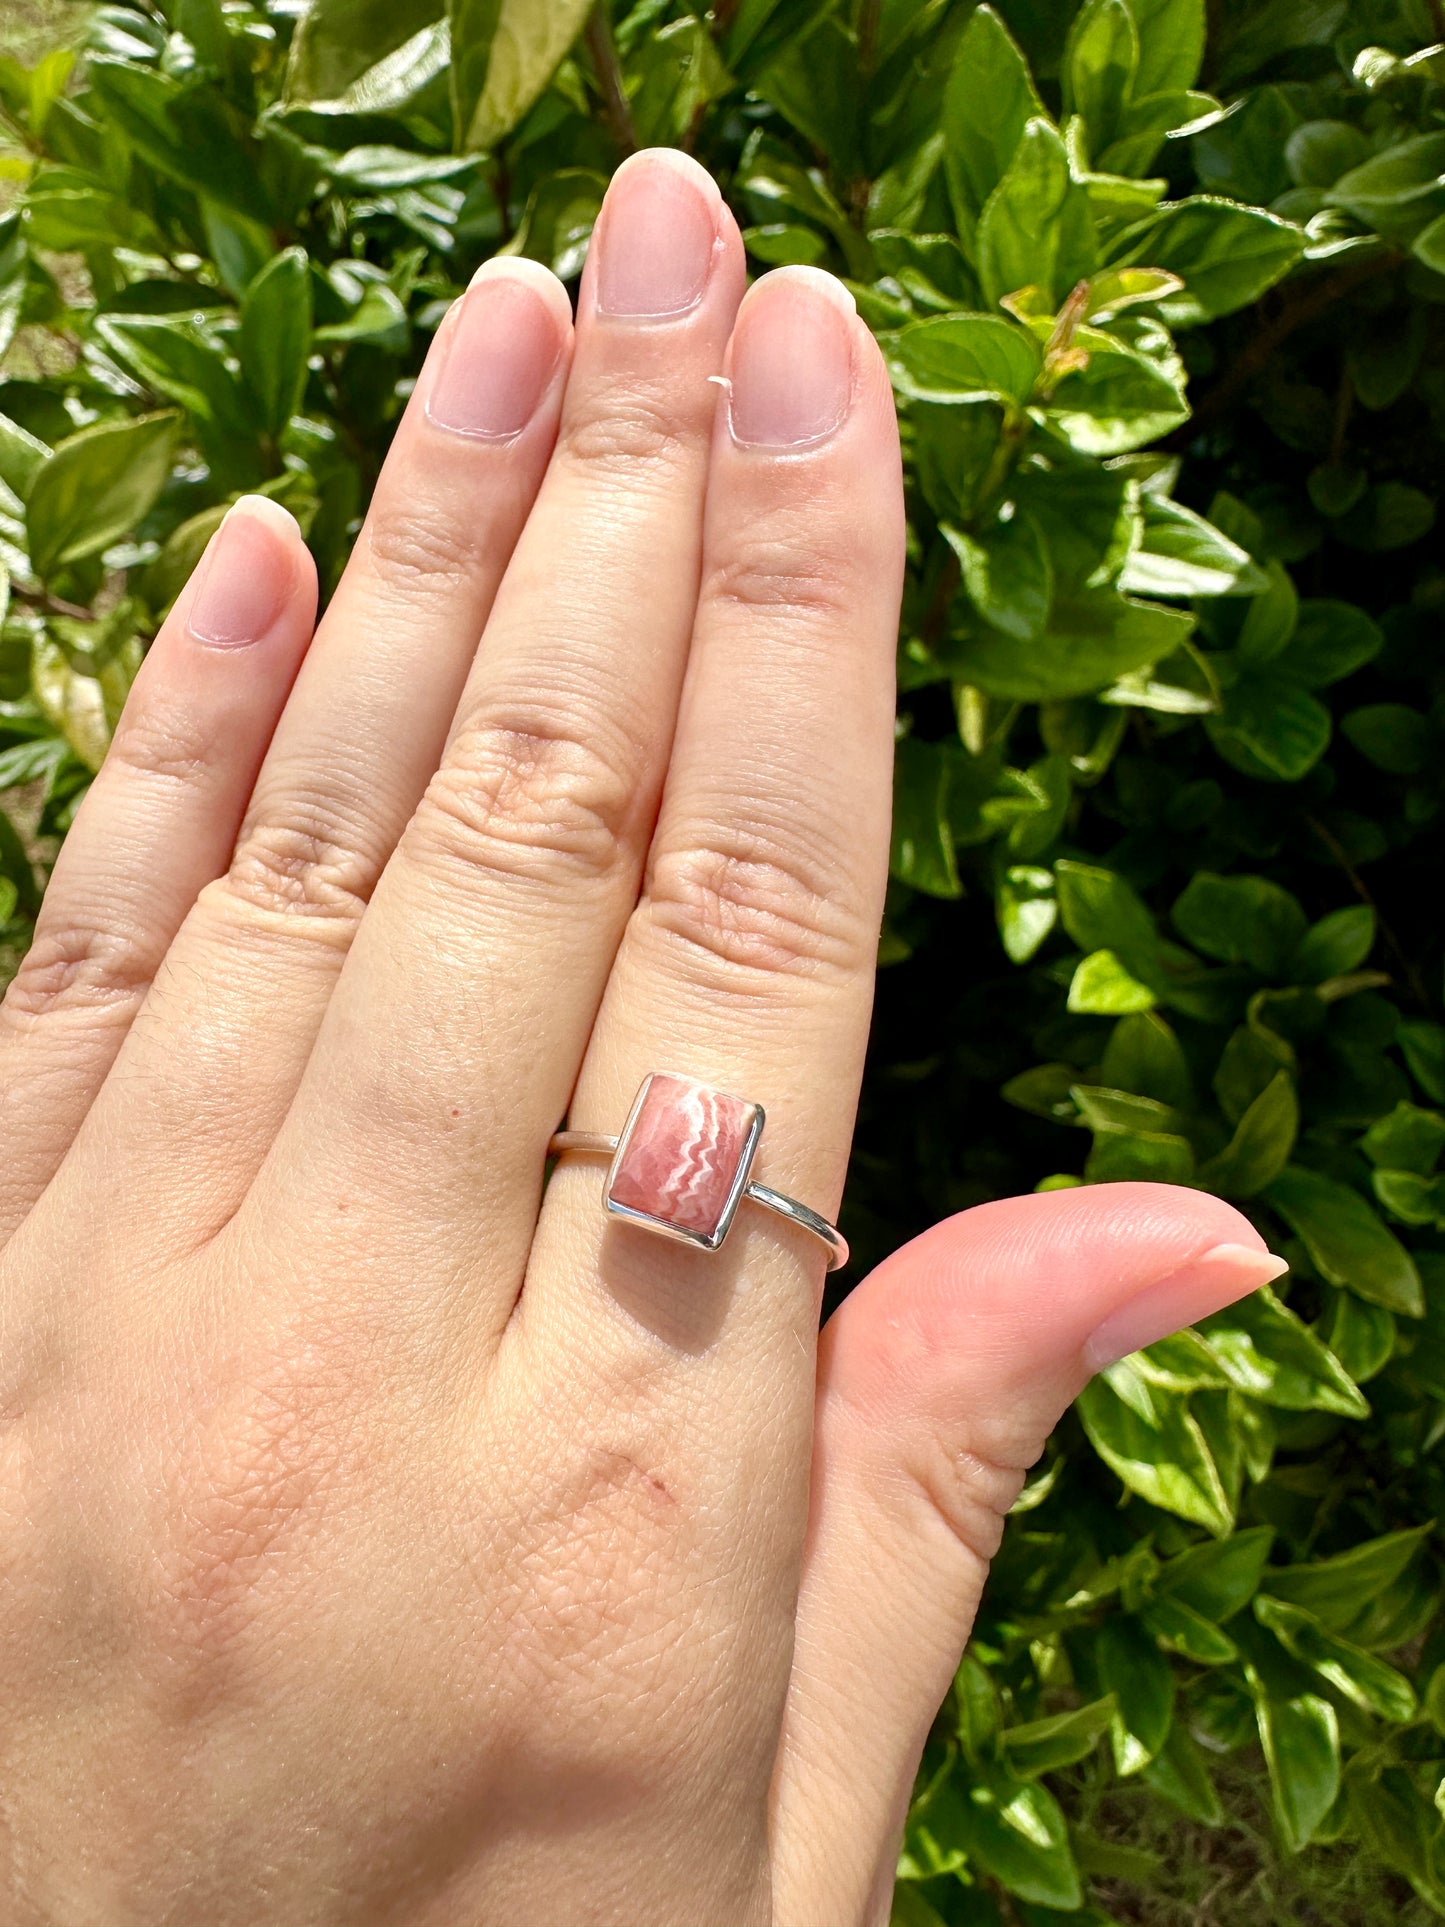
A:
[2,0,1445,1918]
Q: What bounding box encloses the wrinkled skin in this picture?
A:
[0,150,1278,1926]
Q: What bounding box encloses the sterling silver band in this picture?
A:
[548,1128,849,1271]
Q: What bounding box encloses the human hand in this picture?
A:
[0,149,1283,1926]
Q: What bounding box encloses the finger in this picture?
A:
[524,265,902,1360]
[0,497,314,1243]
[50,260,574,1249]
[768,1185,1288,1927]
[250,150,747,1322]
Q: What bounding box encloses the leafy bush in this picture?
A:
[2,0,1444,1917]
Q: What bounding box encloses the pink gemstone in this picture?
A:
[607,1073,760,1241]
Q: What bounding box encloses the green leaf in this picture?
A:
[286,0,445,104]
[954,1771,1083,1910]
[1237,561,1298,666]
[1110,198,1304,325]
[1002,1697,1116,1778]
[1130,0,1204,96]
[1327,132,1445,227]
[451,0,594,152]
[955,587,1194,700]
[1265,1166,1424,1317]
[1142,1718,1223,1825]
[1260,1527,1434,1634]
[1286,120,1369,190]
[1348,1771,1445,1911]
[1062,0,1138,158]
[1097,1615,1175,1773]
[997,863,1057,963]
[0,873,16,924]
[1085,1126,1194,1181]
[1100,1010,1193,1106]
[1254,1597,1417,1721]
[25,411,181,580]
[239,248,314,439]
[887,314,1042,404]
[1340,705,1432,776]
[1078,1373,1234,1536]
[1120,498,1265,599]
[892,736,960,898]
[945,510,1051,642]
[1363,1104,1445,1178]
[1056,860,1157,974]
[1142,1593,1239,1664]
[0,410,50,502]
[1194,1071,1298,1197]
[1172,873,1306,977]
[1335,484,1436,555]
[1399,1023,1445,1104]
[1254,1688,1339,1853]
[93,317,252,444]
[955,1651,1004,1762]
[1041,332,1189,455]
[977,118,1097,312]
[1206,676,1332,783]
[1156,1526,1274,1620]
[1068,948,1157,1015]
[942,7,1045,241]
[1291,908,1375,984]
[1198,1286,1367,1418]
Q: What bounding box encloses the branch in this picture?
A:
[1303,814,1431,1011]
[585,3,637,158]
[1171,248,1403,444]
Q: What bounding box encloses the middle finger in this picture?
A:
[250,150,746,1325]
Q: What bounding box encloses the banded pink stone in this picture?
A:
[607,1073,760,1242]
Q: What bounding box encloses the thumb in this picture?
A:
[769,1182,1286,1927]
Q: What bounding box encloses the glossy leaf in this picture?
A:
[1265,1166,1424,1317]
[25,411,180,580]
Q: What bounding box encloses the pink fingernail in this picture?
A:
[1083,1243,1290,1373]
[728,267,857,449]
[188,496,297,647]
[426,262,568,439]
[595,148,722,319]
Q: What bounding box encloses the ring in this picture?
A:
[548,1071,848,1271]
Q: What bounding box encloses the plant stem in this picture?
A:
[1303,813,1431,1010]
[1174,249,1403,442]
[585,2,637,157]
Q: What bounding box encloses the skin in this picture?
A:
[0,150,1282,1926]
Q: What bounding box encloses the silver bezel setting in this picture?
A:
[603,1072,766,1253]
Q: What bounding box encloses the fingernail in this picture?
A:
[728,267,857,449]
[426,261,568,439]
[188,496,297,647]
[595,148,721,320]
[1083,1243,1290,1374]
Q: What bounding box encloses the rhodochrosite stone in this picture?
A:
[607,1074,759,1240]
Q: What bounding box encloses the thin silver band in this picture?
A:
[548,1130,849,1271]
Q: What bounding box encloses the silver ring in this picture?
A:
[548,1071,848,1271]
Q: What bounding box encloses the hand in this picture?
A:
[0,149,1282,1926]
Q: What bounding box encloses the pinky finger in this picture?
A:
[0,494,316,1240]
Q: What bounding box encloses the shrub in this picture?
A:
[1,0,1443,1917]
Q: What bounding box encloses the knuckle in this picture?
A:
[1,918,154,1022]
[364,498,475,596]
[413,711,640,889]
[642,822,872,985]
[701,529,856,628]
[107,695,218,790]
[557,382,691,477]
[225,804,375,922]
[901,1434,1031,1567]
